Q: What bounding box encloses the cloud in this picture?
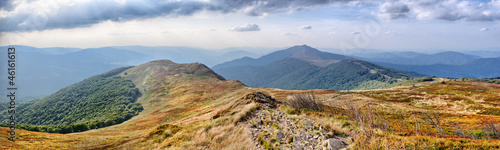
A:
[2,0,499,33]
[285,32,298,36]
[0,0,211,32]
[0,0,362,33]
[230,24,261,32]
[300,25,312,30]
[378,0,500,21]
[378,1,410,19]
[384,30,398,35]
[0,0,15,11]
[351,31,361,35]
[480,27,489,31]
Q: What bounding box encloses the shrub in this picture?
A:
[286,94,324,112]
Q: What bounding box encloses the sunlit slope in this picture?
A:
[1,60,248,149]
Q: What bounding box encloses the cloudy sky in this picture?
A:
[0,0,499,51]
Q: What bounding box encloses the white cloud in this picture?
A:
[480,27,489,31]
[300,25,312,30]
[230,24,261,32]
[384,30,398,35]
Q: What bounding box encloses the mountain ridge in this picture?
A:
[213,45,422,90]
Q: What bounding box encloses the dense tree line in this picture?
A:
[0,66,143,133]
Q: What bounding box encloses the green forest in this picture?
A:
[0,66,143,133]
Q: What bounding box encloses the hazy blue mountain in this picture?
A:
[213,45,351,69]
[63,47,151,65]
[0,46,130,102]
[360,51,481,65]
[6,45,81,55]
[376,57,500,78]
[351,51,425,59]
[113,46,262,66]
[462,50,500,58]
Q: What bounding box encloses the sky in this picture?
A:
[0,0,499,51]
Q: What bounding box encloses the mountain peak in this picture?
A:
[292,44,312,48]
[125,59,226,85]
[282,45,348,67]
[212,45,350,69]
[287,44,318,53]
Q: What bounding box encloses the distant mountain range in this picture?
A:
[377,57,500,78]
[213,45,420,90]
[356,51,482,65]
[346,50,500,78]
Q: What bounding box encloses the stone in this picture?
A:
[246,92,277,107]
[305,133,312,139]
[324,139,348,150]
[305,121,313,129]
[276,131,285,140]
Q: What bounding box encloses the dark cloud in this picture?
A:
[213,0,351,16]
[0,0,360,32]
[378,1,410,19]
[378,0,500,21]
[0,1,212,32]
[2,0,499,33]
[230,24,261,32]
[0,0,14,11]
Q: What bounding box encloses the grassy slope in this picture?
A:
[1,60,500,149]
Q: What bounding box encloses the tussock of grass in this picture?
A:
[232,103,258,124]
[146,124,182,140]
[286,94,324,112]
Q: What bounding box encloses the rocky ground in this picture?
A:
[244,92,352,150]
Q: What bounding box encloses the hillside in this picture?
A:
[0,67,143,133]
[0,46,145,102]
[213,45,421,90]
[1,60,500,149]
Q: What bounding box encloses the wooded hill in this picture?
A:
[0,67,143,133]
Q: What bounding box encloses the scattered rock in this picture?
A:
[276,131,284,140]
[305,121,312,129]
[245,95,351,150]
[324,139,348,150]
[246,92,276,105]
